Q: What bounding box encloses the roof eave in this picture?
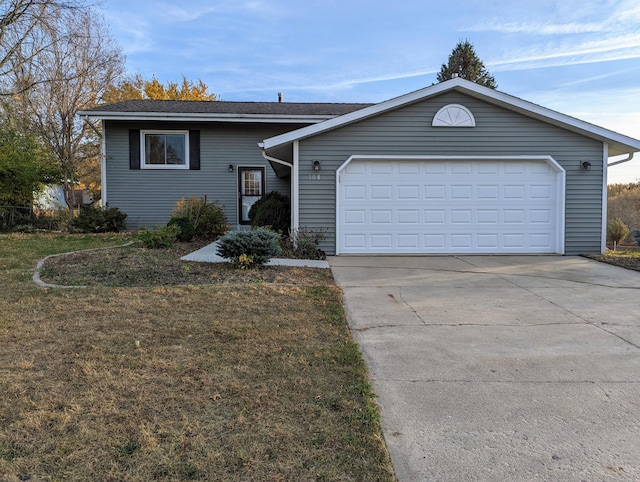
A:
[77,111,336,124]
[262,78,640,154]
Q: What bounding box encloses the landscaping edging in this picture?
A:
[33,241,135,289]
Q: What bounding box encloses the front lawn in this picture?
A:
[0,233,395,481]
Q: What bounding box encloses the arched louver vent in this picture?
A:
[432,104,475,127]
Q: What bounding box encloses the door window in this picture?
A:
[239,167,265,224]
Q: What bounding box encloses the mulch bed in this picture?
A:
[583,253,640,272]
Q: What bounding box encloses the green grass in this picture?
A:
[0,233,395,481]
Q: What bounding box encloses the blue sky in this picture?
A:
[99,0,640,183]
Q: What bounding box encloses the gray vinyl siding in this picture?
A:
[104,121,293,229]
[297,91,603,255]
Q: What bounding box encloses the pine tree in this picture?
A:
[437,39,497,89]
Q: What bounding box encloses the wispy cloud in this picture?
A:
[490,33,640,71]
[468,1,640,36]
[470,21,606,35]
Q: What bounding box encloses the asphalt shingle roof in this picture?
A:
[83,99,373,116]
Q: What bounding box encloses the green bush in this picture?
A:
[216,227,282,267]
[137,224,180,249]
[280,227,326,259]
[167,216,195,242]
[70,206,127,233]
[172,195,228,239]
[248,191,290,234]
[607,218,630,245]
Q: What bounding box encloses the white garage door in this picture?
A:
[337,158,564,254]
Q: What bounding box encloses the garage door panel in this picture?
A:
[370,210,392,224]
[425,185,446,199]
[338,159,561,254]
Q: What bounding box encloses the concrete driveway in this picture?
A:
[328,255,640,481]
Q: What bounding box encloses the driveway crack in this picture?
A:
[397,286,427,325]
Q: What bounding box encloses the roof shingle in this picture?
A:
[82,99,372,116]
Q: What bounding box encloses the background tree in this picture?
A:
[0,0,85,96]
[437,39,497,89]
[0,119,59,207]
[102,74,217,103]
[8,5,124,222]
[607,182,640,243]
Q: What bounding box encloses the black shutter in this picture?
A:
[189,130,200,170]
[129,129,140,170]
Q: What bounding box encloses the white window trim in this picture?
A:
[141,129,190,169]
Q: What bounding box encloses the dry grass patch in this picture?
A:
[0,234,394,481]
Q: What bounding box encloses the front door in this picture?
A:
[238,167,265,224]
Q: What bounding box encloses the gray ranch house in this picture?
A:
[79,78,640,256]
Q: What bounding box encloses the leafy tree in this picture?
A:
[437,39,497,89]
[0,122,59,206]
[607,218,630,245]
[102,74,217,103]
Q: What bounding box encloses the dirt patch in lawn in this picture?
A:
[39,240,334,288]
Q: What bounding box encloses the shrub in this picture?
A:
[280,227,326,259]
[607,218,630,245]
[167,216,195,242]
[137,224,180,249]
[70,206,127,233]
[172,195,228,239]
[248,191,290,234]
[216,227,282,267]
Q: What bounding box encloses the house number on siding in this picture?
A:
[308,174,321,180]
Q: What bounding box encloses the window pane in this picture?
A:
[145,134,165,164]
[144,133,186,166]
[166,134,185,165]
[242,170,262,196]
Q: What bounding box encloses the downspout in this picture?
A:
[259,143,294,232]
[258,144,293,170]
[607,152,635,167]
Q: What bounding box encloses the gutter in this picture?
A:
[258,143,293,169]
[78,112,333,124]
[608,152,635,167]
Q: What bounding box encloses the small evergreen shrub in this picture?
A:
[137,224,180,249]
[167,216,195,242]
[70,206,127,233]
[172,195,228,239]
[248,191,290,234]
[607,218,630,245]
[216,227,282,267]
[280,227,327,259]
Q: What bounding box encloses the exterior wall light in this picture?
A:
[581,161,592,171]
[313,160,321,171]
[228,164,234,172]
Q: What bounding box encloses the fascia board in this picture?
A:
[262,77,640,153]
[77,111,333,124]
[458,82,640,153]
